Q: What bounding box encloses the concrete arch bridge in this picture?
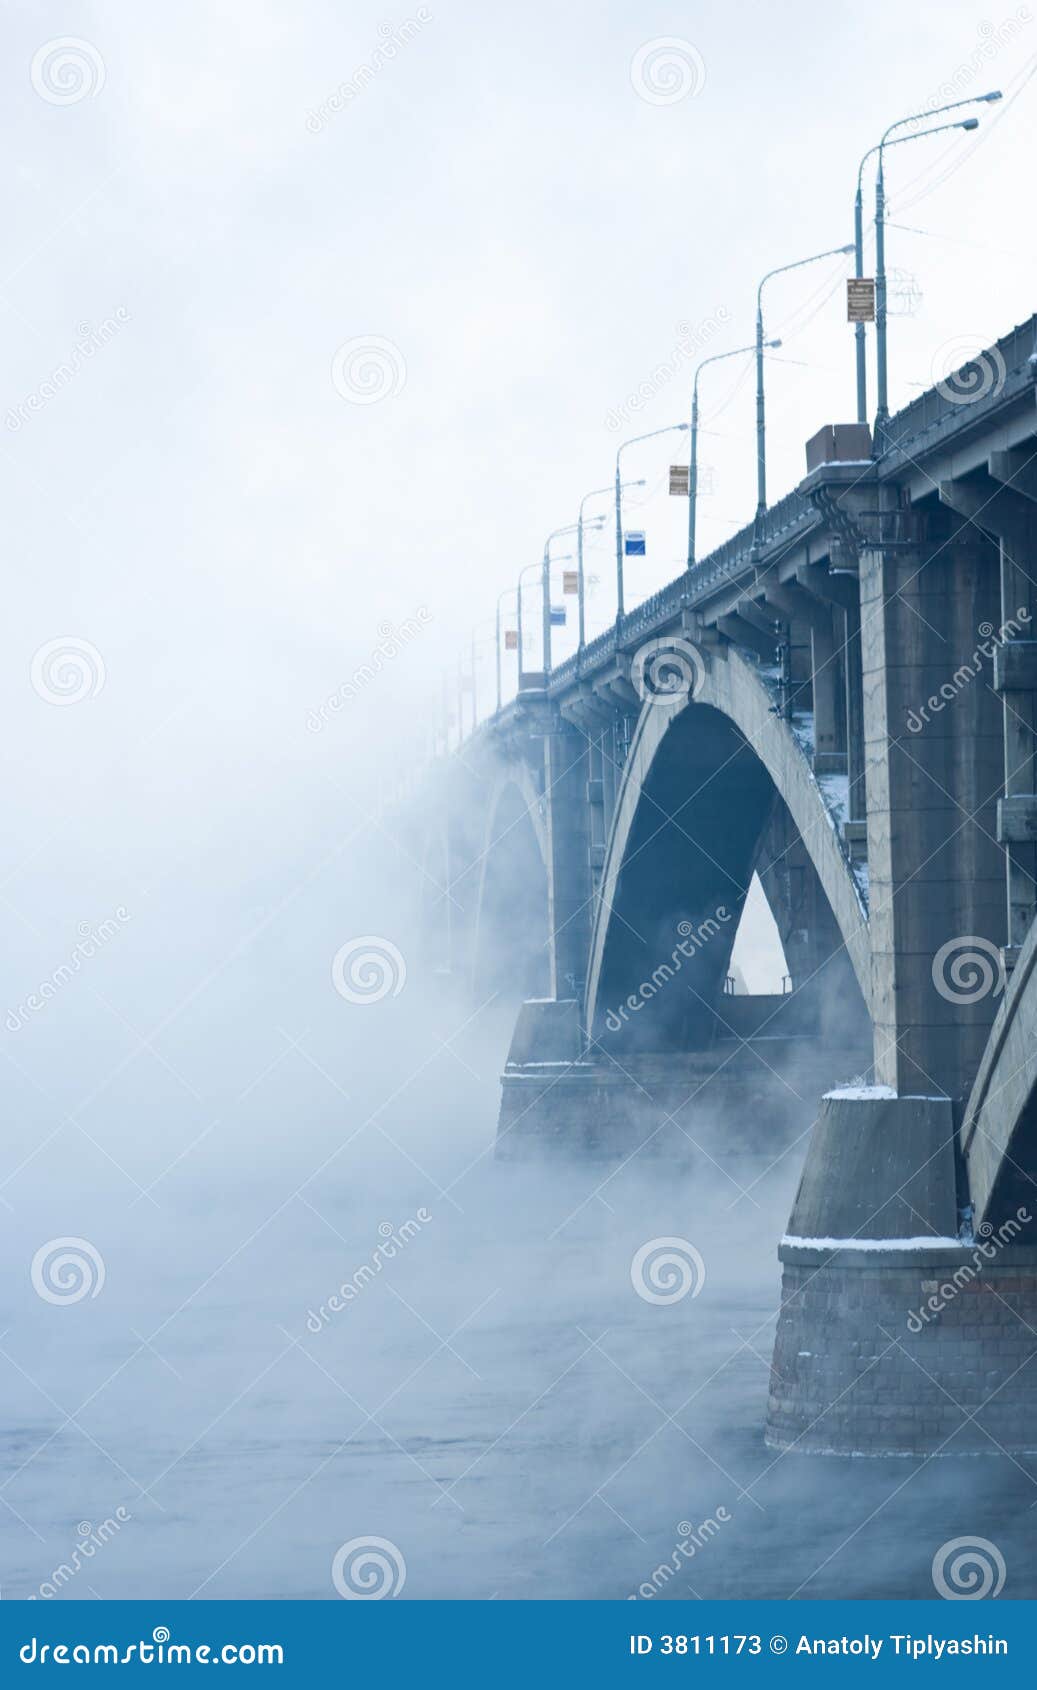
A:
[416,317,1037,1455]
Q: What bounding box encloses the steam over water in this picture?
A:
[3,822,1036,1602]
[7,0,1037,1611]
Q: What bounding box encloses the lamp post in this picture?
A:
[495,585,515,713]
[687,341,778,567]
[873,92,998,441]
[541,523,586,676]
[615,424,689,623]
[514,555,574,685]
[852,116,982,425]
[515,560,542,689]
[577,492,631,651]
[755,244,855,531]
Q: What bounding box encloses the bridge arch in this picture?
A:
[471,760,550,999]
[584,646,872,1050]
[962,915,1037,1229]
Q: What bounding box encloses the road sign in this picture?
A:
[669,464,689,496]
[550,606,567,627]
[504,629,518,651]
[562,570,578,595]
[847,278,875,323]
[624,530,646,557]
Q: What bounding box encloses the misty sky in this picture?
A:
[3,0,1035,815]
[2,0,1037,1603]
[3,0,1032,1041]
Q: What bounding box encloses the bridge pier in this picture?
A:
[428,322,1037,1457]
[766,489,1037,1454]
[543,726,594,1002]
[768,1243,1037,1455]
[860,505,1004,1097]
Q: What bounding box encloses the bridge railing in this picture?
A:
[882,314,1037,459]
[546,487,816,696]
[473,313,1037,729]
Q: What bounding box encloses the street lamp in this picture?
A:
[578,487,638,650]
[853,116,981,423]
[514,552,575,685]
[873,91,999,440]
[456,651,466,746]
[495,585,515,712]
[542,523,587,675]
[687,341,778,566]
[615,424,689,623]
[515,560,542,689]
[755,244,854,530]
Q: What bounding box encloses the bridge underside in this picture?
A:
[496,703,870,1181]
[427,316,1037,1454]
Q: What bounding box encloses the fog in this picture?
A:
[3,0,1037,1604]
[5,827,1037,1602]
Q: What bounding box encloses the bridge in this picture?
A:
[416,314,1037,1457]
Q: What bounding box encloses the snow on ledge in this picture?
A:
[782,1234,964,1252]
[823,1086,953,1103]
[824,1084,897,1101]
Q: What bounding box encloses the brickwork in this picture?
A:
[766,1250,1037,1454]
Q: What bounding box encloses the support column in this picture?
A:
[861,504,1004,1100]
[810,617,841,774]
[843,601,865,822]
[940,472,1037,969]
[984,455,1037,962]
[544,725,593,1004]
[760,579,844,774]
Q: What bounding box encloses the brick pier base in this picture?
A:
[765,1244,1037,1455]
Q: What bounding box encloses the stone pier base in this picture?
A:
[494,1000,869,1165]
[766,1242,1037,1455]
[765,1088,1037,1454]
